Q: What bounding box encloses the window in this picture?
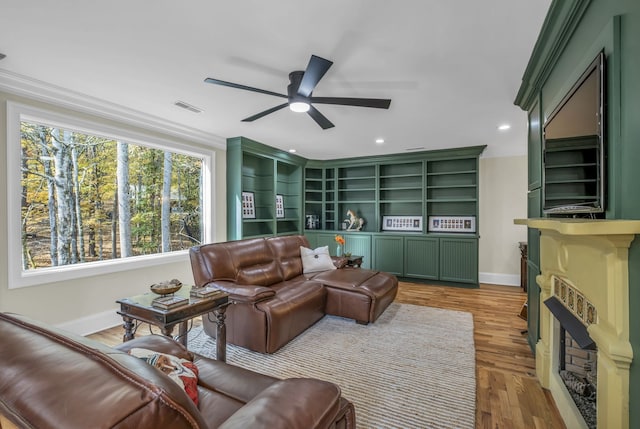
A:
[7,102,214,288]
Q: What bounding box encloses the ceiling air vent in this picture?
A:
[406,147,425,151]
[174,101,203,113]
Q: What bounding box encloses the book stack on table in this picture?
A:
[151,295,189,310]
[190,287,224,299]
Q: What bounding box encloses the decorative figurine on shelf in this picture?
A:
[345,209,365,231]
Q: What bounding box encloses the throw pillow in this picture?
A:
[300,246,337,274]
[129,348,199,405]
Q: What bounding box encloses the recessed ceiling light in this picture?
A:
[288,149,297,153]
[498,124,511,131]
[375,138,385,144]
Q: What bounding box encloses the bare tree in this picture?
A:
[51,129,74,265]
[161,151,172,252]
[117,141,133,257]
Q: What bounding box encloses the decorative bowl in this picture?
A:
[150,279,183,295]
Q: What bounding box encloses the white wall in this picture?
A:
[0,90,227,334]
[478,155,528,286]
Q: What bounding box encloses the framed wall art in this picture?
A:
[428,215,476,233]
[275,194,285,218]
[381,215,423,232]
[241,191,256,219]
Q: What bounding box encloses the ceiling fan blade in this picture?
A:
[298,55,333,97]
[204,78,287,99]
[307,105,335,129]
[311,97,391,109]
[241,103,289,122]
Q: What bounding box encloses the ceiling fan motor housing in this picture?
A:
[288,71,307,104]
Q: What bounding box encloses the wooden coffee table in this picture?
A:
[116,285,230,362]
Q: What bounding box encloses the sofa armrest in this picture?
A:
[204,280,275,304]
[218,378,341,429]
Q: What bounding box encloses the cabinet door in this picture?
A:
[526,261,541,353]
[372,235,404,276]
[439,237,478,284]
[344,233,372,269]
[404,237,439,279]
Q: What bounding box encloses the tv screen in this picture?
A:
[542,51,605,215]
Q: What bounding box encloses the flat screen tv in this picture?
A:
[542,51,606,215]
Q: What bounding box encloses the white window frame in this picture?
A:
[6,101,215,288]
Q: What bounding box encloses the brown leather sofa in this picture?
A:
[0,312,355,429]
[189,235,398,354]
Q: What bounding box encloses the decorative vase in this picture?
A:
[336,245,342,257]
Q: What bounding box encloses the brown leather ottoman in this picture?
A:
[310,268,398,324]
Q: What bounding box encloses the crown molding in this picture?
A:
[514,0,593,111]
[0,68,226,150]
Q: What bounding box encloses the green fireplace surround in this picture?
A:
[226,136,485,287]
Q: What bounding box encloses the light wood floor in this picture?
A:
[89,281,565,429]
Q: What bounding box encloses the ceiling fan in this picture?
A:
[204,54,391,129]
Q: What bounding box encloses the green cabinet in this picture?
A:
[372,235,404,276]
[404,236,439,279]
[304,146,484,286]
[227,137,305,240]
[230,138,483,285]
[439,237,478,284]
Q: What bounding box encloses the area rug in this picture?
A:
[188,303,476,429]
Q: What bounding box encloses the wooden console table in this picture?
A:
[117,285,229,362]
[518,241,528,292]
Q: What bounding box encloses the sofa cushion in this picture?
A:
[300,246,337,274]
[267,235,309,280]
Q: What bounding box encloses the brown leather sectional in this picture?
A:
[0,312,355,429]
[189,235,398,354]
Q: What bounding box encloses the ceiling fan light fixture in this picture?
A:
[289,101,310,113]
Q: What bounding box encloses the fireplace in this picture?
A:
[546,275,598,428]
[515,218,640,429]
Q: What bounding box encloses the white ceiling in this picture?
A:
[0,0,550,160]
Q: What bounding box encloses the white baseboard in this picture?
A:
[479,272,521,287]
[55,309,122,336]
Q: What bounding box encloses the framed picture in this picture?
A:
[428,216,476,233]
[241,191,256,219]
[381,215,423,232]
[275,194,285,218]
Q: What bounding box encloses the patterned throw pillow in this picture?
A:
[129,348,199,405]
[300,246,337,273]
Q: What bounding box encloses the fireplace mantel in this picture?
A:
[515,218,640,429]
